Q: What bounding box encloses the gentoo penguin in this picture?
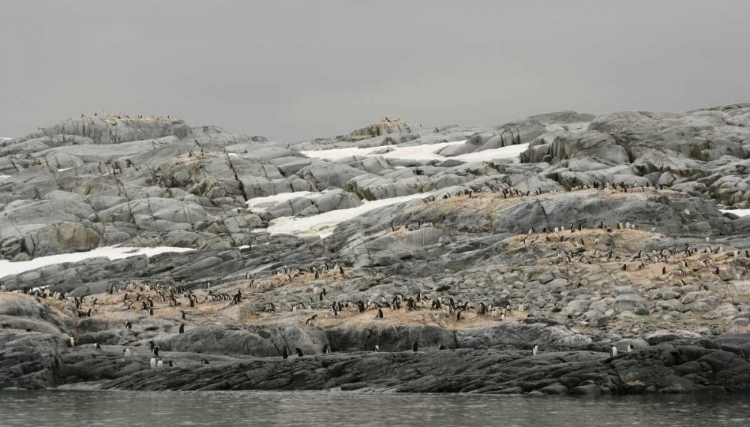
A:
[149,340,156,351]
[375,345,380,352]
[282,347,289,359]
[95,343,102,350]
[150,358,157,369]
[149,308,154,316]
[322,344,331,354]
[627,344,633,352]
[295,348,304,357]
[179,324,185,334]
[123,348,131,359]
[201,359,210,365]
[438,344,447,350]
[68,337,75,348]
[532,345,538,356]
[376,308,384,319]
[456,310,462,321]
[125,321,132,330]
[168,361,175,367]
[153,346,160,357]
[412,342,418,352]
[157,360,163,369]
[610,345,618,357]
[181,311,187,320]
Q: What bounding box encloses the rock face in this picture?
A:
[94,336,750,394]
[2,104,750,394]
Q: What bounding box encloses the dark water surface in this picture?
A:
[0,390,748,427]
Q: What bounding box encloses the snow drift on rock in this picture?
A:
[0,246,194,278]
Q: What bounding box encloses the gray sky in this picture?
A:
[2,0,749,142]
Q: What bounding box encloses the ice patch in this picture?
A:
[720,209,750,217]
[266,192,431,238]
[0,246,194,278]
[301,141,528,163]
[245,191,319,212]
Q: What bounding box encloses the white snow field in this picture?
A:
[0,246,194,278]
[266,192,431,238]
[720,209,750,217]
[301,141,528,163]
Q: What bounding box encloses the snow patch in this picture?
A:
[266,192,431,238]
[720,209,750,217]
[245,191,319,212]
[0,246,194,278]
[0,175,10,180]
[301,141,528,163]
[58,168,72,172]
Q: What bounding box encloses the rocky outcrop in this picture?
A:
[95,335,750,394]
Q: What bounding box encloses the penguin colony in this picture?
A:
[3,184,747,370]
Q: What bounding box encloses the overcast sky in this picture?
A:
[2,0,749,141]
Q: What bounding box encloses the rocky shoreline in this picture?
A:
[2,105,750,395]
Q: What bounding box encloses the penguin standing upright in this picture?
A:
[412,342,418,352]
[322,344,331,354]
[179,324,185,334]
[610,345,618,357]
[376,308,384,319]
[123,348,131,359]
[295,348,304,357]
[282,347,289,360]
[375,345,380,352]
[627,344,633,352]
[532,345,538,356]
[456,310,462,321]
[157,360,163,369]
[153,346,160,357]
[95,343,102,350]
[150,358,157,369]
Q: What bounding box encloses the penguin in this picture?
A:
[201,359,210,365]
[375,345,380,352]
[179,324,185,334]
[125,321,132,330]
[123,348,131,359]
[150,358,157,369]
[95,343,102,350]
[295,348,304,357]
[438,344,447,350]
[157,360,163,369]
[181,310,187,320]
[532,345,538,356]
[168,361,175,367]
[68,337,75,348]
[456,310,462,321]
[376,308,384,319]
[322,344,331,354]
[282,347,289,360]
[153,346,160,357]
[412,342,418,352]
[627,344,633,352]
[610,345,618,357]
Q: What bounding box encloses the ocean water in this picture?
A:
[0,390,748,427]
